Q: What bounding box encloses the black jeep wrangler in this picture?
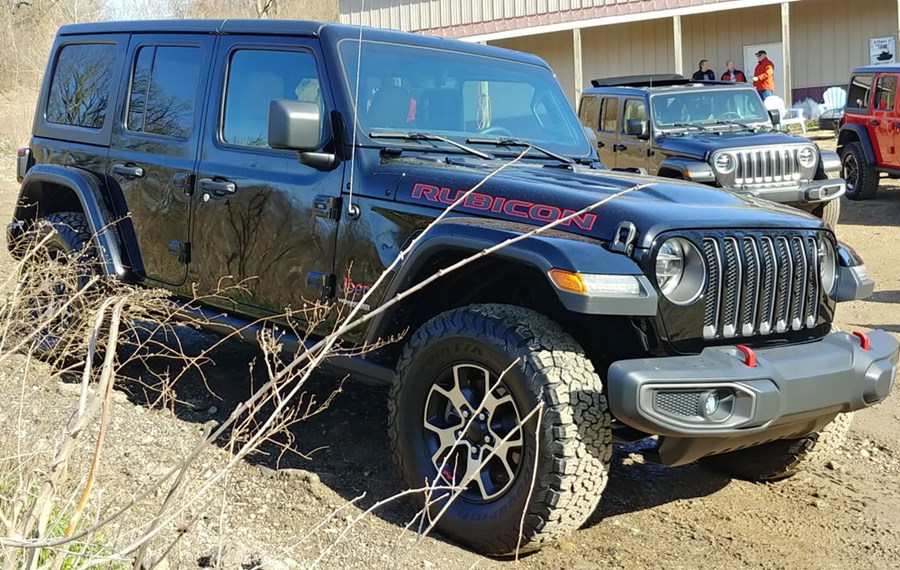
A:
[10,20,898,555]
[579,75,844,227]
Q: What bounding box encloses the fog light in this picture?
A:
[704,392,720,417]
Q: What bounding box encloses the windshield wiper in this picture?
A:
[668,122,713,132]
[369,130,493,160]
[465,136,575,165]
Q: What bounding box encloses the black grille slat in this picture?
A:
[700,231,824,340]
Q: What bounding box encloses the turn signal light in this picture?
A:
[548,268,586,293]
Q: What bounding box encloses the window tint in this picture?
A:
[599,98,617,131]
[126,46,201,138]
[223,49,321,148]
[848,74,873,109]
[46,43,116,129]
[622,99,647,133]
[874,75,897,111]
[578,96,599,128]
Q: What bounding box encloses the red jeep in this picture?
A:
[839,65,900,199]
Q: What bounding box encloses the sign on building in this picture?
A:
[869,36,896,65]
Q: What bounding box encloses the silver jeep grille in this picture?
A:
[701,233,822,339]
[733,147,803,186]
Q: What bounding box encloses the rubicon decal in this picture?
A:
[411,183,597,231]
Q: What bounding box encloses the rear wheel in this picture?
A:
[19,212,97,364]
[841,141,878,200]
[389,304,611,555]
[702,412,853,481]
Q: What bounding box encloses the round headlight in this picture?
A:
[818,238,837,294]
[798,146,817,168]
[714,153,736,174]
[655,237,706,305]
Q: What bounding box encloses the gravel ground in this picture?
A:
[1,136,899,569]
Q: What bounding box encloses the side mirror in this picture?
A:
[767,109,781,126]
[268,99,322,151]
[624,118,650,139]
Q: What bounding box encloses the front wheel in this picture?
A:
[810,198,841,228]
[702,412,854,481]
[389,304,612,555]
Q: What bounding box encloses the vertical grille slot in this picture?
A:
[699,231,823,340]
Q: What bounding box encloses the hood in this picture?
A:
[389,157,823,249]
[656,129,811,158]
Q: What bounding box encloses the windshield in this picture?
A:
[650,88,769,128]
[338,39,591,157]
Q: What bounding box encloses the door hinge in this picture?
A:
[313,195,342,221]
[307,271,336,299]
[167,240,191,264]
[174,172,195,196]
[647,149,656,157]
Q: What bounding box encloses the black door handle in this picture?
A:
[198,177,237,196]
[112,163,144,178]
[596,141,605,149]
[613,144,627,152]
[869,119,881,126]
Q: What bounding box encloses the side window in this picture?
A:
[874,75,897,111]
[599,97,618,132]
[46,43,116,129]
[578,96,599,128]
[847,73,873,109]
[222,49,322,148]
[622,99,647,133]
[126,46,201,138]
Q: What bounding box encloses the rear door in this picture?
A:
[594,96,619,166]
[191,36,344,318]
[108,34,214,286]
[870,72,900,168]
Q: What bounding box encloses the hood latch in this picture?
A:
[610,221,638,256]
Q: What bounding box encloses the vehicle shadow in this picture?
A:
[107,324,733,544]
[852,323,900,334]
[836,188,900,226]
[865,290,900,305]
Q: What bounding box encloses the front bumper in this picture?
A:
[607,330,898,465]
[733,177,846,205]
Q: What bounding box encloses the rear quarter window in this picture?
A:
[46,43,117,129]
[847,73,874,110]
[578,95,600,128]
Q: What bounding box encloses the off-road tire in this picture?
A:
[702,412,854,481]
[841,141,878,200]
[21,212,96,363]
[389,304,612,555]
[810,198,841,228]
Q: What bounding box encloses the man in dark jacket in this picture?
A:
[692,59,715,81]
[721,60,747,82]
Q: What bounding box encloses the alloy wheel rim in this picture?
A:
[844,154,859,191]
[422,363,524,502]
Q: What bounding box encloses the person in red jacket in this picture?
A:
[752,50,775,99]
[721,60,747,83]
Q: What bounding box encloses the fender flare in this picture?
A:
[364,217,658,344]
[658,157,716,183]
[837,124,876,163]
[13,164,129,278]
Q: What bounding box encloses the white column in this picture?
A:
[573,28,583,104]
[781,2,792,103]
[673,15,683,76]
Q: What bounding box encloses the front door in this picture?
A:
[871,73,900,168]
[615,98,650,170]
[108,34,214,286]
[595,96,620,166]
[192,36,344,319]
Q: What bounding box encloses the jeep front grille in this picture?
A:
[732,147,802,186]
[701,233,821,339]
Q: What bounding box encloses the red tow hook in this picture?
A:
[735,344,756,368]
[852,330,871,351]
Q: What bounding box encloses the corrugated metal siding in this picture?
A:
[491,31,577,105]
[681,5,780,78]
[581,18,674,82]
[791,0,897,89]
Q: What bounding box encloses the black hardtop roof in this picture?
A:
[584,78,757,96]
[55,19,547,67]
[852,65,900,74]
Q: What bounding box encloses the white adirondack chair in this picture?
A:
[822,86,848,112]
[764,95,807,134]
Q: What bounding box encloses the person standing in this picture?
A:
[692,59,715,81]
[752,50,775,99]
[721,60,747,83]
